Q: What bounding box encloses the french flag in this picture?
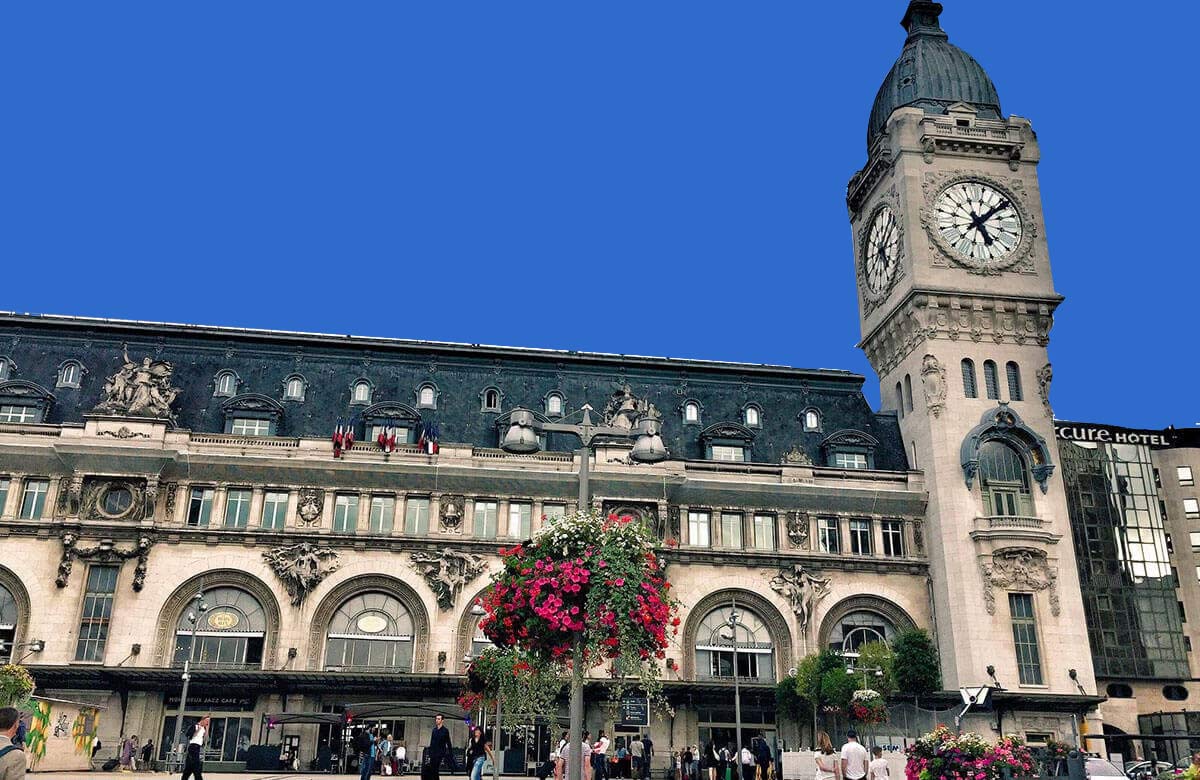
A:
[332,417,344,457]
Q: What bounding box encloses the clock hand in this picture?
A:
[969,200,1010,231]
[976,221,994,246]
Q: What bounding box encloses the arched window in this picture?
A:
[743,405,761,428]
[416,384,437,409]
[683,401,700,425]
[283,375,305,401]
[0,583,17,663]
[324,592,415,671]
[827,609,897,657]
[214,371,237,397]
[352,381,372,404]
[469,615,492,660]
[57,361,83,389]
[1006,362,1023,401]
[802,409,821,432]
[174,587,267,668]
[983,360,1000,400]
[895,382,904,418]
[903,374,914,413]
[979,440,1032,516]
[545,393,564,417]
[481,388,500,412]
[694,605,775,683]
[0,359,9,382]
[962,359,978,398]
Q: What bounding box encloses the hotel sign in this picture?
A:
[1054,422,1174,448]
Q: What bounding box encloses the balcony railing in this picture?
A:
[984,515,1044,530]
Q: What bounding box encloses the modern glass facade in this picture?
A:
[1060,438,1188,679]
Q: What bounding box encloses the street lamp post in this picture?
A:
[724,599,743,762]
[171,588,208,768]
[844,662,883,748]
[501,402,668,780]
[467,602,503,780]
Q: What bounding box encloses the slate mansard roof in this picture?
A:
[0,313,909,470]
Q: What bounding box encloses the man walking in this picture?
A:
[0,707,25,780]
[629,737,644,780]
[593,730,610,780]
[840,730,869,780]
[426,714,457,780]
[181,716,210,780]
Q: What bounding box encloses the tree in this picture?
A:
[853,641,896,696]
[892,628,941,699]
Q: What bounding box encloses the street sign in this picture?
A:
[617,695,649,727]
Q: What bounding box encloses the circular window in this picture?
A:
[1163,685,1189,701]
[100,486,134,517]
[1105,683,1133,699]
[356,613,389,634]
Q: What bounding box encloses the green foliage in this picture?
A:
[820,665,857,710]
[854,641,896,696]
[793,653,823,705]
[0,664,35,706]
[460,646,563,718]
[776,674,810,722]
[892,629,941,697]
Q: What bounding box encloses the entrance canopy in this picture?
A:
[263,700,468,727]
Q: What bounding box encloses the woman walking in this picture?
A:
[555,731,569,780]
[706,742,719,780]
[814,732,839,780]
[466,727,494,780]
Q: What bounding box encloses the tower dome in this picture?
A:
[867,1,1002,146]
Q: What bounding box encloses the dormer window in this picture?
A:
[699,422,755,464]
[0,405,39,424]
[820,429,879,470]
[545,392,564,417]
[743,405,762,428]
[801,408,822,432]
[416,383,438,410]
[214,371,237,398]
[57,361,83,389]
[0,358,9,381]
[481,387,501,413]
[283,375,306,402]
[352,380,372,405]
[683,400,701,426]
[221,394,284,437]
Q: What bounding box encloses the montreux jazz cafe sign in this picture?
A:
[1054,421,1174,448]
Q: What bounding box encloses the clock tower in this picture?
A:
[849,1,1099,733]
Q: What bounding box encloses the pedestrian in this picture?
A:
[629,736,644,780]
[738,743,754,780]
[380,733,393,776]
[641,737,653,780]
[593,731,610,780]
[121,735,134,771]
[0,707,25,780]
[426,714,458,780]
[560,732,593,780]
[753,736,770,780]
[356,728,376,780]
[689,746,700,780]
[681,747,692,780]
[813,733,837,780]
[466,727,493,780]
[396,741,407,775]
[706,741,719,780]
[840,730,868,780]
[180,716,210,780]
[718,744,731,780]
[868,747,888,780]
[141,739,154,768]
[555,731,569,780]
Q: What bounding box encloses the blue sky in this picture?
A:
[2,2,1196,428]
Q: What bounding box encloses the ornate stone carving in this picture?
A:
[1036,363,1053,418]
[667,506,681,541]
[55,533,154,591]
[980,547,1060,616]
[79,478,146,522]
[411,549,488,610]
[782,446,812,466]
[297,488,324,525]
[920,170,1039,276]
[164,483,178,515]
[960,404,1055,494]
[785,512,809,549]
[920,354,946,418]
[439,495,465,531]
[97,426,150,440]
[768,564,832,633]
[94,346,179,420]
[912,519,925,554]
[603,385,660,430]
[263,543,341,607]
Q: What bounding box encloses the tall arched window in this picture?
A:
[961,359,978,398]
[546,393,564,417]
[802,409,821,432]
[683,401,700,425]
[895,382,904,418]
[352,381,372,404]
[744,405,761,427]
[417,384,437,409]
[983,361,1000,400]
[324,592,415,671]
[481,388,500,412]
[694,605,775,683]
[174,587,267,668]
[1006,362,1023,401]
[283,375,305,401]
[57,361,83,389]
[827,609,897,657]
[0,358,9,382]
[214,371,237,397]
[979,440,1032,516]
[0,583,17,663]
[903,375,914,413]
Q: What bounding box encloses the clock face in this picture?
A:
[864,205,900,295]
[934,181,1023,263]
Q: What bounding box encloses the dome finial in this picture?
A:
[901,1,948,41]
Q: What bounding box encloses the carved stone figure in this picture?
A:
[912,519,925,554]
[604,385,640,430]
[263,542,341,606]
[164,483,178,515]
[297,488,324,525]
[95,346,179,420]
[411,549,488,610]
[440,495,464,531]
[1036,363,1053,418]
[785,512,810,548]
[920,354,946,418]
[783,446,813,466]
[55,533,155,591]
[667,506,681,541]
[980,547,1060,616]
[768,564,832,633]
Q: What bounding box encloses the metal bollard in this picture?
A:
[1066,750,1086,780]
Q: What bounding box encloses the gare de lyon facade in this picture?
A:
[0,0,1195,771]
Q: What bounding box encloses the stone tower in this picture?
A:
[848,1,1099,733]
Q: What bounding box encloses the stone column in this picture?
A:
[1,473,23,518]
[427,494,441,536]
[319,490,333,533]
[45,475,63,520]
[872,517,886,557]
[172,482,189,525]
[249,488,265,530]
[497,499,510,539]
[212,485,228,528]
[679,504,691,545]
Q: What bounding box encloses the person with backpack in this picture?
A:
[181,716,210,780]
[356,728,376,780]
[0,707,25,780]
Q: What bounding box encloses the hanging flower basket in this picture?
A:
[905,726,1034,780]
[0,664,35,706]
[849,689,888,724]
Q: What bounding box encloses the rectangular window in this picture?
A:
[1178,466,1194,487]
[1184,498,1200,519]
[229,418,271,437]
[0,405,39,423]
[261,491,288,530]
[688,511,711,547]
[75,565,119,662]
[404,497,430,535]
[984,362,1000,400]
[368,425,409,445]
[711,445,746,463]
[1190,531,1200,550]
[187,487,214,527]
[18,478,49,520]
[1009,593,1044,685]
[881,520,904,556]
[720,513,743,549]
[1180,601,1187,623]
[333,494,359,533]
[834,452,868,469]
[849,518,872,555]
[0,477,8,516]
[509,502,532,539]
[223,488,252,528]
[543,503,566,521]
[368,495,395,533]
[818,517,841,553]
[752,514,776,550]
[474,500,498,539]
